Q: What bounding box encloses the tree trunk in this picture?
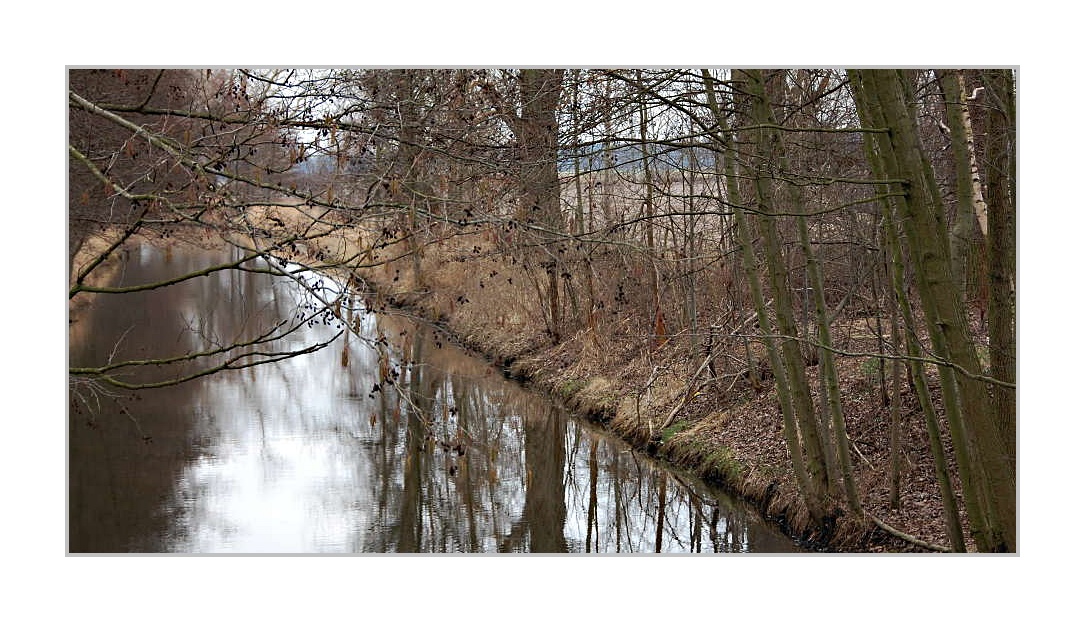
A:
[750,69,861,515]
[937,69,987,295]
[851,69,1014,552]
[701,69,819,518]
[516,69,565,341]
[982,68,1017,473]
[850,70,967,550]
[740,69,832,517]
[637,70,659,321]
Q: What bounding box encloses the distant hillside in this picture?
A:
[559,143,716,172]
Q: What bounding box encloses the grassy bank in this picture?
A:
[317,228,965,553]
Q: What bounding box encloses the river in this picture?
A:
[68,240,802,553]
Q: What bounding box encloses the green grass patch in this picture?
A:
[660,421,692,443]
[703,447,744,481]
[860,356,881,382]
[558,379,587,398]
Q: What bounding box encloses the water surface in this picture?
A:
[68,241,802,553]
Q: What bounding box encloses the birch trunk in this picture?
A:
[937,69,987,294]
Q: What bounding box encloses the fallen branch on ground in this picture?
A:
[869,514,952,553]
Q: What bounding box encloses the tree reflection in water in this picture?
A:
[69,242,801,553]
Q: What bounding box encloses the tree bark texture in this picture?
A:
[851,70,1015,552]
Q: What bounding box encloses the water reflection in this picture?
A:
[68,241,801,553]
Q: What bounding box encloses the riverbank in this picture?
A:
[69,232,811,553]
[337,233,973,553]
[74,217,971,552]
